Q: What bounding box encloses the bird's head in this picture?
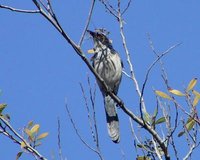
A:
[87,29,112,49]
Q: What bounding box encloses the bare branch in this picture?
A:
[183,144,196,160]
[117,0,147,113]
[64,99,96,153]
[98,0,119,20]
[122,0,132,15]
[46,0,54,15]
[147,33,169,82]
[79,0,96,46]
[0,4,40,13]
[170,135,179,160]
[65,98,104,160]
[140,43,181,115]
[152,138,162,160]
[38,0,49,12]
[87,75,100,147]
[81,76,104,160]
[129,117,140,144]
[80,83,96,143]
[57,118,64,160]
[171,97,200,125]
[32,0,63,33]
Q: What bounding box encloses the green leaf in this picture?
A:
[178,118,196,137]
[185,119,195,131]
[155,117,166,125]
[37,132,49,140]
[193,90,200,99]
[31,124,40,134]
[155,90,172,100]
[168,89,185,96]
[153,106,158,118]
[187,78,197,92]
[0,103,7,114]
[25,128,33,141]
[16,152,23,160]
[193,96,199,107]
[143,110,151,124]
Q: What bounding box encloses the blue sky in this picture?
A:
[1,1,200,159]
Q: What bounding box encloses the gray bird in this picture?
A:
[88,29,123,143]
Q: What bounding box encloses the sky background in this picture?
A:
[1,0,200,159]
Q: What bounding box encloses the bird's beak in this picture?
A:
[87,30,95,37]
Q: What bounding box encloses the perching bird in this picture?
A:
[87,29,123,143]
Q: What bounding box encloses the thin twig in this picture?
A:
[183,144,196,160]
[171,98,200,125]
[98,0,119,19]
[46,0,61,28]
[170,135,179,160]
[148,35,180,154]
[122,70,131,79]
[122,0,132,15]
[32,0,62,33]
[38,0,49,13]
[64,99,104,160]
[0,4,40,13]
[82,77,104,160]
[57,117,64,160]
[140,43,181,117]
[117,0,147,113]
[87,75,99,147]
[120,148,126,160]
[64,99,96,153]
[79,0,96,46]
[80,83,96,143]
[152,138,162,160]
[129,117,140,144]
[46,0,53,15]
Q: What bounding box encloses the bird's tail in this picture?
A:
[104,95,120,143]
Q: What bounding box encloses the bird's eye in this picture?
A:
[99,35,106,42]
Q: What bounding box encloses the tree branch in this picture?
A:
[117,0,147,114]
[57,118,65,160]
[140,43,181,115]
[79,0,96,46]
[0,4,40,13]
[65,99,104,160]
[0,117,47,160]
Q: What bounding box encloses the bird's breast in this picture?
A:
[93,50,122,90]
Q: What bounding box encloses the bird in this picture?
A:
[87,29,123,143]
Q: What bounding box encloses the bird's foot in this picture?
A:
[116,99,124,109]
